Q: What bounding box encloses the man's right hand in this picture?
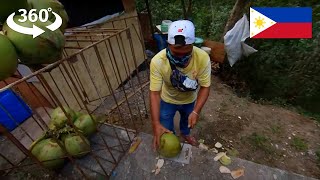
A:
[152,123,172,150]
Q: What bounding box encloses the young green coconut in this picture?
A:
[48,107,76,130]
[58,126,91,158]
[31,138,66,170]
[74,114,97,137]
[64,133,91,158]
[158,133,182,158]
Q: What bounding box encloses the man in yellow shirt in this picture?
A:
[150,20,211,148]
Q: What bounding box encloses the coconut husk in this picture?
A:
[203,40,226,63]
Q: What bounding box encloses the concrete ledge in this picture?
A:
[111,133,317,180]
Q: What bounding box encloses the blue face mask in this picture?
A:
[166,48,191,68]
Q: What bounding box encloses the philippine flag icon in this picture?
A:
[250,7,312,39]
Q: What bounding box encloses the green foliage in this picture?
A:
[136,0,233,40]
[247,132,275,154]
[270,124,282,134]
[291,137,308,151]
[221,1,320,116]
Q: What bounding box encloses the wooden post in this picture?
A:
[145,0,154,36]
[122,0,136,12]
[186,0,192,20]
[181,0,187,19]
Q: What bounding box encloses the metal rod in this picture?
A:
[79,52,104,105]
[129,23,149,114]
[131,23,143,47]
[109,81,150,114]
[48,72,70,107]
[15,71,51,124]
[37,74,89,178]
[0,153,15,166]
[64,39,99,42]
[91,140,129,153]
[126,29,149,119]
[116,33,144,125]
[58,65,82,108]
[86,80,149,104]
[95,129,131,146]
[76,17,138,29]
[79,37,126,152]
[36,74,58,107]
[0,103,34,141]
[111,21,115,28]
[133,21,148,62]
[67,60,90,104]
[2,155,29,176]
[21,82,49,130]
[103,117,126,152]
[77,164,110,178]
[59,63,113,177]
[104,40,121,85]
[10,81,47,131]
[118,31,134,87]
[106,38,138,131]
[92,44,132,142]
[0,124,44,169]
[66,34,113,37]
[99,135,117,163]
[123,19,128,28]
[67,29,123,32]
[64,46,84,49]
[115,34,130,82]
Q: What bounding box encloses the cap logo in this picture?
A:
[178,28,183,32]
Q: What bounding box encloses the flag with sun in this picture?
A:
[250,7,312,38]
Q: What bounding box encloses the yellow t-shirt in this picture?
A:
[150,46,211,104]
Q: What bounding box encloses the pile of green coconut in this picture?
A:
[30,107,97,170]
[0,0,68,81]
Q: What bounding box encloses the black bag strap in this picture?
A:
[169,60,177,71]
[166,52,177,71]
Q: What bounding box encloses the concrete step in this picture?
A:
[111,132,317,180]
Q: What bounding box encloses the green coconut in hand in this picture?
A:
[158,133,182,158]
[0,34,18,80]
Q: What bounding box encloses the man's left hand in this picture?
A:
[188,111,199,129]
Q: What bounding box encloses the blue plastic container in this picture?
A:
[153,33,168,51]
[0,89,32,131]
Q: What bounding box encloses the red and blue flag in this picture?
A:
[250,7,312,38]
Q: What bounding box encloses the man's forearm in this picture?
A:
[193,87,210,114]
[150,91,161,127]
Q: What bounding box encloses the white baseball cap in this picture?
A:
[167,20,195,45]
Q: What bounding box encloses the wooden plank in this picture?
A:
[33,11,146,113]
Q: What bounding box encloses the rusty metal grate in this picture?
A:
[0,26,149,179]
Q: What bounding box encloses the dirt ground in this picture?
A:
[132,76,320,178]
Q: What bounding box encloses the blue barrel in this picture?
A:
[0,89,32,131]
[153,33,168,51]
